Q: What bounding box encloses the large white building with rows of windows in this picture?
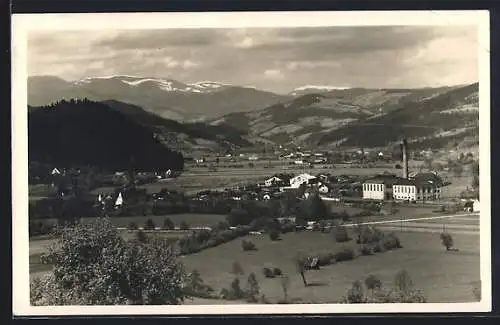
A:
[362,172,444,202]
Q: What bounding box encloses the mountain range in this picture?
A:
[28,75,479,152]
[28,75,289,121]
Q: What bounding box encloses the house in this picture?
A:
[473,199,480,212]
[51,167,61,176]
[318,183,330,194]
[248,155,259,161]
[289,173,317,188]
[115,192,124,207]
[362,174,403,201]
[392,179,417,201]
[409,172,444,201]
[294,160,304,165]
[264,176,282,187]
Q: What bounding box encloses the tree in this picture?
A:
[136,230,148,243]
[394,269,413,294]
[452,164,464,177]
[163,218,175,230]
[440,232,454,251]
[280,275,291,303]
[269,230,280,241]
[229,278,244,300]
[144,218,156,231]
[245,273,260,302]
[344,280,366,303]
[471,175,479,190]
[365,275,382,296]
[308,193,328,221]
[293,253,308,287]
[180,221,190,230]
[32,218,187,305]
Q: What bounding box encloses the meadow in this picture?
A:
[180,230,480,303]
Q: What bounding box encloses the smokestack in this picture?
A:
[402,139,409,179]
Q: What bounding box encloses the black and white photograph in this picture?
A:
[12,11,491,315]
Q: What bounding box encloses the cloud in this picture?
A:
[263,69,285,80]
[27,25,478,93]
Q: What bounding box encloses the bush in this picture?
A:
[31,217,187,305]
[334,226,351,243]
[380,233,402,250]
[269,230,280,241]
[317,252,336,266]
[365,275,382,294]
[245,273,260,302]
[228,278,245,300]
[334,248,356,263]
[273,267,283,276]
[144,218,156,230]
[163,218,175,230]
[180,221,190,230]
[242,239,257,251]
[185,269,215,299]
[263,267,276,278]
[440,232,454,251]
[231,261,245,275]
[344,280,366,303]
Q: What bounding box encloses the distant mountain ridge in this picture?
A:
[28,75,290,121]
[213,83,479,150]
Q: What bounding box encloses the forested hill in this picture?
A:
[28,98,184,171]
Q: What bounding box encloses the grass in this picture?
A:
[179,230,479,303]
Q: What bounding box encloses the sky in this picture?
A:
[28,25,479,94]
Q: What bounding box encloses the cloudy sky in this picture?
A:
[28,26,478,94]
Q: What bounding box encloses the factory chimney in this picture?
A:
[401,138,409,179]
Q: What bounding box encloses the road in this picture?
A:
[342,213,480,235]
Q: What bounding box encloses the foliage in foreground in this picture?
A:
[343,270,427,303]
[30,217,187,306]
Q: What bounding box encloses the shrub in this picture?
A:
[185,269,215,299]
[317,252,335,266]
[381,233,402,250]
[334,248,355,263]
[231,261,245,275]
[242,239,257,251]
[334,226,351,243]
[344,280,366,303]
[263,267,276,278]
[163,218,175,230]
[32,217,187,305]
[228,278,245,300]
[365,275,382,295]
[269,230,280,241]
[128,221,138,230]
[394,269,413,293]
[273,267,283,276]
[144,218,156,231]
[245,273,260,302]
[440,232,454,251]
[180,221,190,230]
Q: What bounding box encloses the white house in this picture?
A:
[290,173,316,188]
[294,160,304,165]
[51,167,61,175]
[248,155,259,161]
[264,176,282,187]
[318,183,330,194]
[393,182,417,201]
[115,192,124,207]
[362,181,386,200]
[473,199,480,212]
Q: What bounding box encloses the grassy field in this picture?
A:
[179,230,480,304]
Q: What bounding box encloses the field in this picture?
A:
[180,228,480,303]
